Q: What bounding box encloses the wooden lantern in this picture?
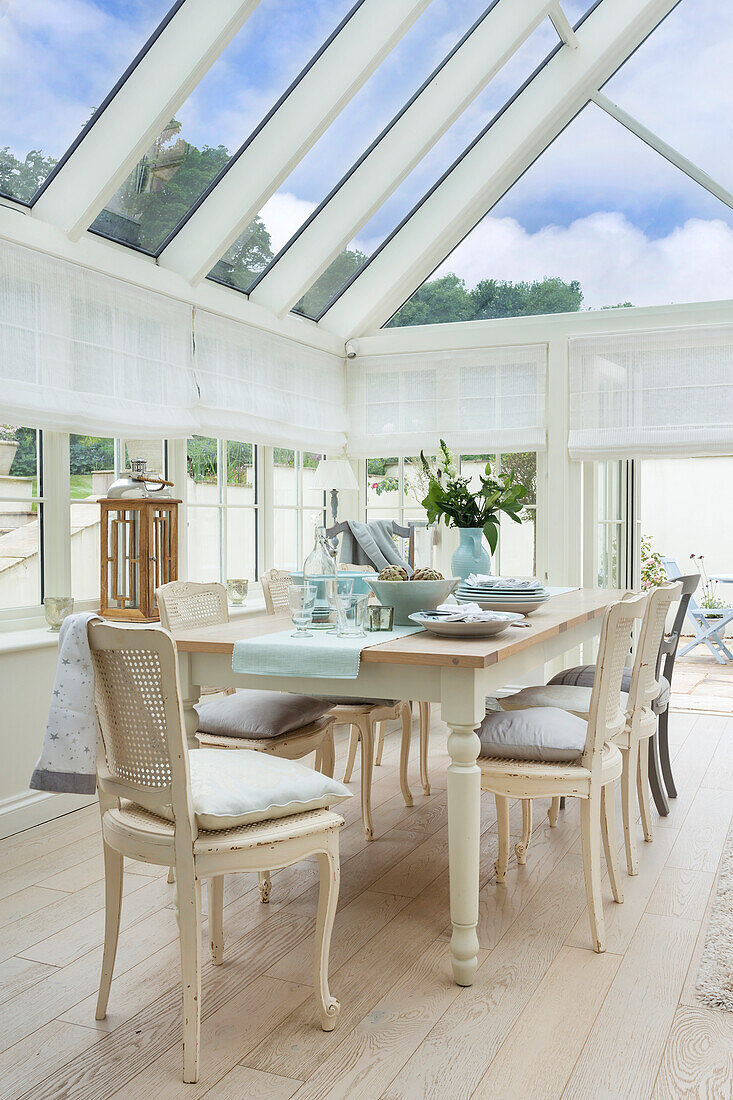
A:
[99,497,180,622]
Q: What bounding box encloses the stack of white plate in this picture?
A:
[455,578,551,614]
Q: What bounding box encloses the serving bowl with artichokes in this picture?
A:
[366,566,459,625]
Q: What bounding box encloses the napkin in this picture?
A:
[435,602,522,623]
[464,574,541,589]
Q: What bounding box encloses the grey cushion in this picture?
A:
[549,665,670,712]
[477,707,587,763]
[195,690,331,740]
[312,695,397,707]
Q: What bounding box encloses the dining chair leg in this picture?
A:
[208,876,224,965]
[601,784,624,905]
[176,868,202,1083]
[167,867,175,884]
[548,796,561,827]
[637,739,654,844]
[418,701,431,795]
[648,731,669,817]
[658,708,677,799]
[494,795,511,884]
[95,843,123,1021]
[620,747,639,876]
[356,715,375,840]
[342,725,359,784]
[319,727,335,778]
[399,702,414,809]
[375,721,386,766]
[515,799,532,864]
[314,846,341,1032]
[580,792,606,953]
[258,871,272,903]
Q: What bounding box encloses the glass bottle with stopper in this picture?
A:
[303,525,347,630]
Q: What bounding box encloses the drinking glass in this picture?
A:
[289,584,317,638]
[337,593,368,638]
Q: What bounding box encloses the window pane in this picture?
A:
[188,507,221,584]
[0,1,172,204]
[225,441,255,491]
[501,452,537,506]
[460,454,496,492]
[302,452,325,510]
[187,437,218,499]
[366,458,400,519]
[389,101,733,325]
[69,435,114,602]
[598,524,621,589]
[273,509,299,570]
[598,462,622,523]
[273,448,297,506]
[226,508,257,582]
[293,19,559,317]
[0,425,41,608]
[603,0,733,192]
[499,508,536,577]
[91,0,356,252]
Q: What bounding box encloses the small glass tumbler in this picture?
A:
[366,604,394,632]
[289,584,317,638]
[337,593,368,638]
[44,596,74,633]
[226,579,249,606]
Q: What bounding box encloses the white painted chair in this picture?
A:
[88,621,342,1083]
[479,592,647,952]
[260,568,425,839]
[158,580,337,899]
[501,583,681,875]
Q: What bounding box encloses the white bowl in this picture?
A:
[365,578,459,626]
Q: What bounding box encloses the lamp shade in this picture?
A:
[311,456,359,492]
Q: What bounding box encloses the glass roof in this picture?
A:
[602,0,733,191]
[0,0,173,205]
[296,17,560,319]
[387,101,733,325]
[89,0,357,253]
[206,0,493,293]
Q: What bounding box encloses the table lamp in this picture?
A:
[311,455,359,524]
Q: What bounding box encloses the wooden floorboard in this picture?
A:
[0,711,729,1099]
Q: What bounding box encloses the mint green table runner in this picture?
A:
[232,625,424,679]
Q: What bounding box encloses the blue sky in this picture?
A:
[1,0,732,309]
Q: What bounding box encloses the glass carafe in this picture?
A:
[303,525,343,629]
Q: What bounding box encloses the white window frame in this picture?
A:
[267,447,326,570]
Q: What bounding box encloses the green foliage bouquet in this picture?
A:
[419,440,526,553]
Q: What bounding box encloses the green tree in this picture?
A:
[388,274,474,327]
[0,147,58,203]
[470,276,583,319]
[295,247,368,317]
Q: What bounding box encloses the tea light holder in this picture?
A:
[44,596,74,633]
[226,579,249,606]
[366,604,394,631]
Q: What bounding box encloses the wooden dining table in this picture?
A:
[172,587,623,988]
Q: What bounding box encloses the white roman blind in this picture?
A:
[569,326,733,459]
[0,239,198,437]
[193,309,347,452]
[346,343,547,457]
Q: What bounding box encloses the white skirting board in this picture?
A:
[0,788,96,839]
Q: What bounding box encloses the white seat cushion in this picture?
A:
[195,690,331,740]
[159,749,352,830]
[477,707,588,763]
[500,684,628,720]
[548,664,670,714]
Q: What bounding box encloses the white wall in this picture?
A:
[641,456,733,577]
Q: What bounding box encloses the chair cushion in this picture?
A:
[477,708,587,763]
[548,665,670,712]
[195,690,331,740]
[160,749,352,830]
[321,697,397,707]
[500,684,628,719]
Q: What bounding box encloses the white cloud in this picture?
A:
[258,191,317,254]
[434,211,733,309]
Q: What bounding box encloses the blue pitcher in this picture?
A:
[451,527,491,581]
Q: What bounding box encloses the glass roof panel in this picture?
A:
[0,0,173,205]
[207,0,493,294]
[602,0,733,191]
[291,17,559,318]
[88,0,357,253]
[387,101,733,327]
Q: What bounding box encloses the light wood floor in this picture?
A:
[1,709,731,1099]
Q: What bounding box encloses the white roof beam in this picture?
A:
[320,0,681,339]
[251,0,555,317]
[32,0,263,241]
[593,91,733,211]
[549,4,579,48]
[158,0,432,286]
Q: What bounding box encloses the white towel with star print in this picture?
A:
[30,612,103,795]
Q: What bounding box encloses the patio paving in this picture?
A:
[670,645,733,714]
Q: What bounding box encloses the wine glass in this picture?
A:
[289,584,317,638]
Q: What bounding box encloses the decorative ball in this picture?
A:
[411,567,444,581]
[378,565,409,581]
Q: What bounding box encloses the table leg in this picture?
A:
[442,672,484,987]
[178,652,201,751]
